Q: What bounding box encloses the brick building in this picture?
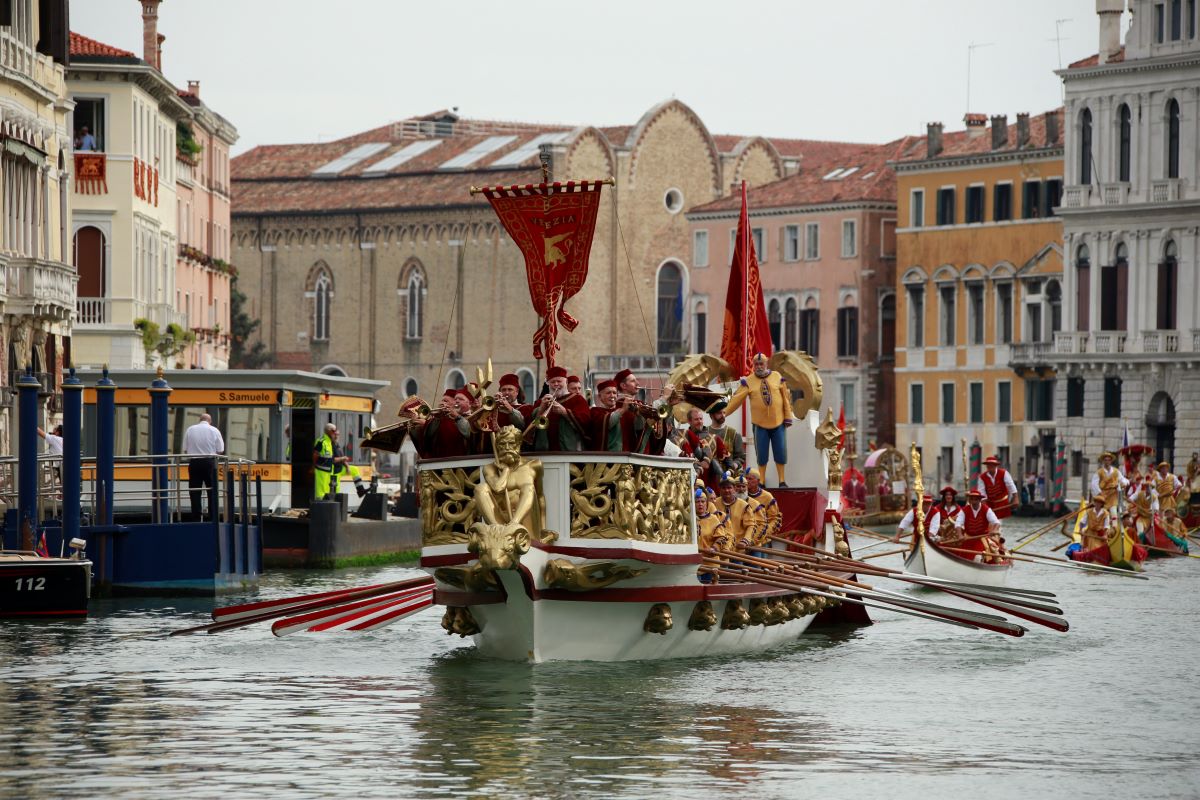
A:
[231,101,872,432]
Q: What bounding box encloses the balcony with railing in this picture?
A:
[0,30,65,98]
[1101,183,1129,205]
[1009,341,1053,368]
[1140,330,1180,354]
[2,256,76,320]
[74,297,186,330]
[1062,185,1091,209]
[1054,332,1089,354]
[1150,179,1183,203]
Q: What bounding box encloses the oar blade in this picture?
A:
[271,585,433,637]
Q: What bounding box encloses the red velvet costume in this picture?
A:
[980,469,1014,518]
[959,503,992,554]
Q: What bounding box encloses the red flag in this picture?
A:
[720,181,772,376]
[837,404,846,449]
[481,181,607,367]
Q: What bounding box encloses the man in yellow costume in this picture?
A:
[745,469,782,548]
[1079,494,1114,551]
[1154,461,1183,510]
[712,474,756,551]
[723,353,795,488]
[1090,451,1129,511]
[1126,474,1158,537]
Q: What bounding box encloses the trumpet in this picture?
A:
[479,395,497,412]
[621,395,670,420]
[521,407,551,443]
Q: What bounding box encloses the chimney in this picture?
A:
[187,80,201,99]
[990,115,1009,150]
[963,113,988,139]
[156,34,165,70]
[926,122,943,158]
[1045,111,1060,146]
[140,0,162,70]
[1097,0,1123,64]
[1016,113,1031,148]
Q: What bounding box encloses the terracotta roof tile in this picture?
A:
[894,109,1064,164]
[1068,47,1125,68]
[69,31,136,59]
[687,138,914,215]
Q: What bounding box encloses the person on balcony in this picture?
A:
[76,126,97,151]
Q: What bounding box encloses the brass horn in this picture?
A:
[479,395,497,412]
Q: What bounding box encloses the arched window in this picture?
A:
[73,225,107,323]
[1167,99,1180,179]
[1076,244,1091,331]
[1100,242,1128,331]
[656,262,684,355]
[784,297,798,350]
[400,259,427,341]
[1158,240,1178,330]
[445,369,466,390]
[403,378,418,398]
[307,264,333,342]
[319,364,347,377]
[767,298,782,351]
[1080,108,1093,185]
[1118,104,1132,182]
[517,369,536,404]
[800,297,820,356]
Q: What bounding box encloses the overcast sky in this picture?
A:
[73,0,1119,155]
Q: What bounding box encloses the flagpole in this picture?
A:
[740,181,749,442]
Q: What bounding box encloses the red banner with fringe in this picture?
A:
[480,180,607,367]
[74,153,107,194]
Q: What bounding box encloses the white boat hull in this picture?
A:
[904,539,1011,587]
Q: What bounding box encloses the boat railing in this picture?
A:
[0,453,258,524]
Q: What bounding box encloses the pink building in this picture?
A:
[175,80,237,368]
[686,137,920,451]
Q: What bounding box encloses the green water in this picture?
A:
[1,518,1198,799]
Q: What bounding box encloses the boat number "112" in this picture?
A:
[14,577,46,591]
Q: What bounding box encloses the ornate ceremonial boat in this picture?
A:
[903,534,1012,588]
[419,416,848,663]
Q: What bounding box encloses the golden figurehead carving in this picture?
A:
[721,599,750,630]
[688,600,717,631]
[476,426,547,543]
[542,559,648,591]
[441,606,481,637]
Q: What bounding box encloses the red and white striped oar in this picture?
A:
[211,578,427,622]
[303,589,434,634]
[270,585,433,637]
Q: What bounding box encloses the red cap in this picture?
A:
[967,489,983,498]
[984,456,1000,466]
[442,388,456,399]
[546,366,568,380]
[455,388,473,399]
[567,375,580,384]
[596,379,617,392]
[499,373,520,388]
[614,369,633,386]
[939,486,957,496]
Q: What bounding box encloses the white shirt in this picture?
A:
[957,505,1000,527]
[43,433,64,456]
[977,469,1018,498]
[1091,466,1130,497]
[183,421,224,456]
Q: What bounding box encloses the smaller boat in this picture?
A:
[0,549,92,618]
[1141,517,1189,558]
[1066,531,1147,572]
[904,533,1012,587]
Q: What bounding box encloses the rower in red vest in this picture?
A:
[955,489,1005,562]
[977,455,1018,519]
[928,486,963,543]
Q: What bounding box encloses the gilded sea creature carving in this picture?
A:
[643,603,673,634]
[569,462,691,544]
[420,466,481,546]
[688,600,716,631]
[768,597,790,625]
[786,596,806,620]
[434,565,499,593]
[542,559,648,591]
[721,599,750,630]
[749,598,771,626]
[441,606,481,637]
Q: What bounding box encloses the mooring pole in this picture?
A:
[61,368,83,547]
[16,367,42,551]
[95,367,116,526]
[148,367,172,524]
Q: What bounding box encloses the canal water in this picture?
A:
[1,517,1198,799]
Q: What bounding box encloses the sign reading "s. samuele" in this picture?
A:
[82,388,296,406]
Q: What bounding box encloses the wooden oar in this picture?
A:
[211,578,427,622]
[859,547,910,561]
[170,577,435,636]
[1051,539,1073,552]
[704,554,1026,636]
[273,586,434,636]
[945,545,1150,579]
[1137,541,1200,559]
[844,525,895,542]
[1016,508,1079,542]
[762,534,1061,599]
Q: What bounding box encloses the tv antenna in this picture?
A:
[966,41,994,113]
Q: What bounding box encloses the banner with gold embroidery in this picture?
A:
[74,153,107,194]
[478,180,609,367]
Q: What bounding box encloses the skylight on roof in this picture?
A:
[860,171,876,180]
[312,143,389,176]
[823,168,846,180]
[362,140,443,176]
[839,166,860,178]
[491,132,570,167]
[439,135,519,170]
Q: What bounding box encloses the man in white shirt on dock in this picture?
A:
[183,413,224,521]
[37,424,64,455]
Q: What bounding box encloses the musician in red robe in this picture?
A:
[977,455,1018,519]
[519,365,590,451]
[611,368,676,454]
[415,388,470,458]
[588,379,621,451]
